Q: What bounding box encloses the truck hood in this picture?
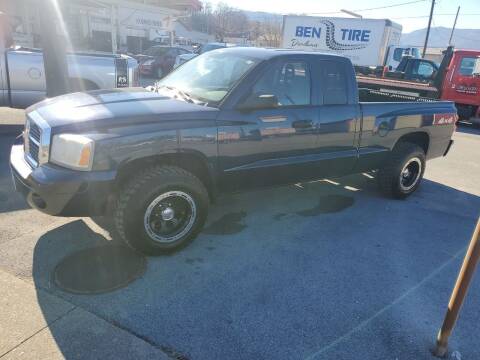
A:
[28,88,219,133]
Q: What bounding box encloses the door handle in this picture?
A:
[259,115,287,123]
[292,119,313,129]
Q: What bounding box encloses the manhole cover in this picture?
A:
[54,245,146,294]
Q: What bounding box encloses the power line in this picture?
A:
[392,13,480,19]
[309,0,428,15]
[352,0,428,12]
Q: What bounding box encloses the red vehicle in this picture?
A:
[357,47,480,124]
[137,46,191,78]
[438,49,480,121]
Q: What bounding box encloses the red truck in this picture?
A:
[439,49,480,121]
[357,47,480,124]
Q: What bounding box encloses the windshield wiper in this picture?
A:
[156,85,197,104]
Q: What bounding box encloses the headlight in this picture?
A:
[143,59,154,66]
[50,134,94,171]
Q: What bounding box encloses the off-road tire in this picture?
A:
[377,142,426,199]
[114,165,209,255]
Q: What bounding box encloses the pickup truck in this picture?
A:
[0,47,139,108]
[10,48,456,255]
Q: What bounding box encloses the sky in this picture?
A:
[207,0,480,33]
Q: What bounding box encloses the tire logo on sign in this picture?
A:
[433,113,456,125]
[320,20,368,51]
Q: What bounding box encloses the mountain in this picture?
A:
[400,27,480,49]
[243,10,283,23]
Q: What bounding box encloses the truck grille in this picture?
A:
[24,112,50,168]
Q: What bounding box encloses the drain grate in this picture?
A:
[54,245,146,294]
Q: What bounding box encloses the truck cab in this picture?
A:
[440,50,480,119]
[384,46,421,70]
[385,56,439,82]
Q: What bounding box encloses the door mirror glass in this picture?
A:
[238,94,278,110]
[473,58,480,77]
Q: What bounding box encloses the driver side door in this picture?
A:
[216,57,320,191]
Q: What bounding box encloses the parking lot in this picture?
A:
[0,115,479,359]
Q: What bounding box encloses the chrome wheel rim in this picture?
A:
[144,191,196,244]
[399,157,422,191]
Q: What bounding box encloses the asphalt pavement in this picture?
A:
[0,112,479,359]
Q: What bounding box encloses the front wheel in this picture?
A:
[114,166,209,255]
[377,142,426,199]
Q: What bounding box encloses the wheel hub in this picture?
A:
[399,157,422,191]
[144,191,197,244]
[161,207,175,221]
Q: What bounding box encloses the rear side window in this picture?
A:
[252,60,311,106]
[319,61,348,105]
[458,57,480,76]
[393,48,405,62]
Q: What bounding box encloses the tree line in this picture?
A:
[185,2,282,47]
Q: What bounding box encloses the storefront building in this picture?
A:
[2,0,202,53]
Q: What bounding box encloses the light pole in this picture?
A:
[448,6,460,46]
[422,0,435,58]
[340,9,363,19]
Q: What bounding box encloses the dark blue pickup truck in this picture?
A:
[10,48,456,255]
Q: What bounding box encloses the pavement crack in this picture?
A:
[105,319,190,359]
[304,245,467,360]
[0,306,77,359]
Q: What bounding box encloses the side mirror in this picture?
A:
[237,94,278,111]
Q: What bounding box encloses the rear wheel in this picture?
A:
[377,142,426,199]
[114,165,209,255]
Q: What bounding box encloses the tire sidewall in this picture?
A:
[122,175,208,253]
[393,147,426,198]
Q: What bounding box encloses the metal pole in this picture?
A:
[110,5,117,53]
[448,6,460,46]
[433,218,480,357]
[422,0,435,58]
[39,0,70,97]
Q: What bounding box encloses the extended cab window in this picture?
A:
[320,61,348,105]
[459,57,480,76]
[252,61,311,106]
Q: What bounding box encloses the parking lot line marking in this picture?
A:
[344,186,360,192]
[304,246,467,360]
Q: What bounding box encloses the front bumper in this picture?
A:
[10,142,116,216]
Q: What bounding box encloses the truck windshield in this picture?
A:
[155,51,259,105]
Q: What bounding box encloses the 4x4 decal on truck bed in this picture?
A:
[433,113,457,125]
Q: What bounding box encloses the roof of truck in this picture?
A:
[211,47,349,60]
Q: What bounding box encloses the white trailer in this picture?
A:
[281,15,416,69]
